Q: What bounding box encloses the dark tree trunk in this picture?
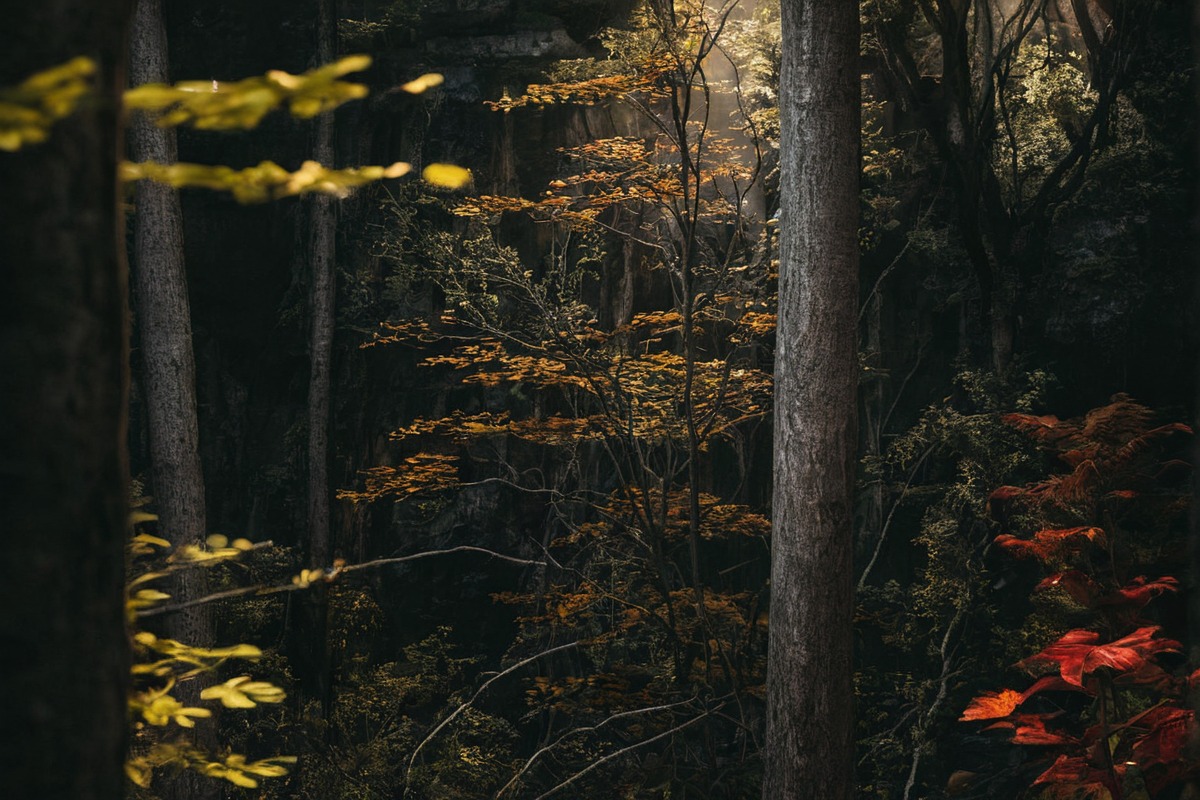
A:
[130,3,207,554]
[0,3,132,798]
[308,0,336,572]
[764,0,860,796]
[301,0,337,715]
[128,4,219,795]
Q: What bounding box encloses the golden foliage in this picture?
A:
[399,72,444,94]
[0,56,96,151]
[124,54,371,129]
[337,452,461,503]
[121,158,411,203]
[422,162,472,189]
[484,55,672,113]
[127,514,291,790]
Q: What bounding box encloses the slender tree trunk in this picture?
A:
[129,0,210,619]
[128,3,218,796]
[303,0,337,714]
[764,0,860,796]
[0,3,132,797]
[1188,0,1200,772]
[308,0,336,572]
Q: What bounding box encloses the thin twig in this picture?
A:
[857,445,934,591]
[531,703,721,800]
[495,696,699,797]
[403,641,581,797]
[138,546,544,618]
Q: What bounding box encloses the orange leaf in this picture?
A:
[960,688,1022,721]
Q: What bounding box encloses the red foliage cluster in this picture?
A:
[958,398,1194,798]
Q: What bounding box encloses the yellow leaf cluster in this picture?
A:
[361,318,439,349]
[337,452,461,503]
[484,57,670,113]
[130,681,213,728]
[121,158,411,203]
[199,754,297,788]
[200,675,286,708]
[0,56,95,151]
[124,54,371,129]
[422,162,472,189]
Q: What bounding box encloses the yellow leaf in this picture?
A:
[206,533,228,548]
[324,54,373,77]
[400,73,444,94]
[125,759,152,788]
[422,163,471,189]
[129,511,159,525]
[231,537,254,551]
[383,161,413,178]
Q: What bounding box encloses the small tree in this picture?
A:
[350,2,779,793]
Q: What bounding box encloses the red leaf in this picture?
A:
[995,527,1105,562]
[1004,714,1078,746]
[1059,446,1100,467]
[1131,706,1193,769]
[988,485,1026,503]
[1032,755,1118,798]
[960,688,1022,721]
[1021,626,1180,687]
[1111,660,1175,691]
[1002,413,1072,443]
[1020,674,1085,702]
[1096,575,1180,610]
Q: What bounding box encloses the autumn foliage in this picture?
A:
[960,397,1195,798]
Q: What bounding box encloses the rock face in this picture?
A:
[425,28,585,60]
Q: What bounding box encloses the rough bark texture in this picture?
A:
[130,0,208,555]
[129,5,219,794]
[302,0,337,715]
[307,0,336,570]
[764,0,860,797]
[0,3,132,798]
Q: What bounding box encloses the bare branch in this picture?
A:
[403,640,582,797]
[530,701,722,800]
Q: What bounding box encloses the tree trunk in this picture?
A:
[308,0,336,572]
[302,0,337,715]
[764,0,860,796]
[129,0,211,615]
[127,4,219,796]
[0,3,132,798]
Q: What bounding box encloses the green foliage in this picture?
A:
[856,371,1050,795]
[274,625,519,800]
[992,42,1097,207]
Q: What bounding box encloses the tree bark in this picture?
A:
[0,3,132,798]
[128,5,219,797]
[764,0,860,796]
[308,0,336,572]
[302,0,337,715]
[129,0,211,615]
